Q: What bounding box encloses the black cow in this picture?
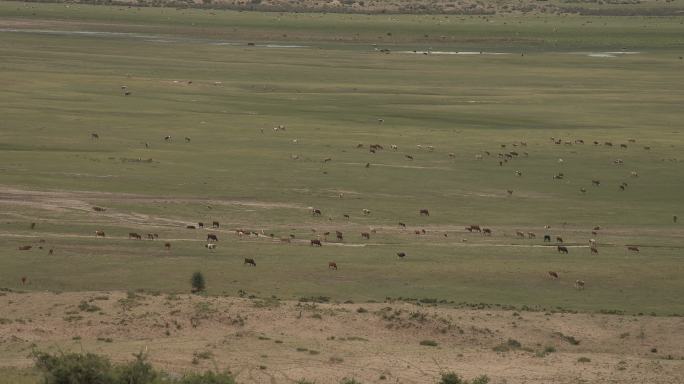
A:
[244,258,256,266]
[207,234,218,242]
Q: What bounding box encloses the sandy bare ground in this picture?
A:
[0,291,682,384]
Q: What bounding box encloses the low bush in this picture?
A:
[33,351,235,384]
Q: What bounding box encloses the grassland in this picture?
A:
[1,2,684,383]
[1,2,683,316]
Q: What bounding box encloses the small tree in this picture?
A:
[191,271,206,293]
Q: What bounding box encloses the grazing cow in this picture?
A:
[18,245,32,251]
[592,180,601,186]
[591,247,599,254]
[48,248,54,255]
[30,222,36,229]
[399,222,406,228]
[604,142,613,147]
[580,187,587,194]
[628,138,636,143]
[187,225,196,229]
[627,246,640,252]
[414,230,421,235]
[244,258,256,267]
[95,230,106,237]
[328,261,338,270]
[363,209,371,215]
[21,276,27,285]
[281,237,291,243]
[323,158,332,163]
[469,225,482,233]
[198,222,204,228]
[212,221,220,228]
[405,155,414,160]
[361,232,370,239]
[205,243,216,250]
[311,239,322,247]
[543,235,551,242]
[129,233,142,240]
[548,271,559,279]
[557,246,569,254]
[614,159,624,165]
[164,136,172,142]
[312,208,322,216]
[449,153,456,158]
[482,228,492,236]
[185,137,191,143]
[164,242,171,250]
[365,162,370,168]
[593,141,600,145]
[336,231,344,241]
[619,185,626,191]
[516,231,525,238]
[674,215,678,223]
[396,252,406,258]
[556,236,563,243]
[575,280,585,290]
[92,206,106,212]
[506,190,513,196]
[644,146,651,150]
[620,144,628,149]
[593,226,601,231]
[528,232,536,239]
[91,133,99,139]
[419,209,430,216]
[147,234,155,240]
[207,234,219,242]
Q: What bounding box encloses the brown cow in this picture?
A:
[164,242,171,250]
[48,248,54,255]
[399,222,406,228]
[212,221,220,228]
[528,232,536,239]
[590,247,599,254]
[21,276,27,285]
[548,271,559,279]
[419,209,430,216]
[469,225,482,233]
[557,246,569,254]
[516,231,525,238]
[328,261,338,270]
[186,225,196,229]
[147,234,155,240]
[311,239,322,247]
[343,214,350,220]
[396,252,406,258]
[30,222,36,229]
[336,231,343,241]
[361,232,370,239]
[312,208,322,216]
[556,236,563,243]
[482,228,492,236]
[95,230,106,237]
[592,180,601,186]
[627,246,640,252]
[198,222,204,228]
[207,234,218,242]
[244,258,256,267]
[129,232,142,240]
[18,245,32,251]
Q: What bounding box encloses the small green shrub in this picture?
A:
[471,376,490,384]
[578,357,591,363]
[438,372,465,384]
[191,272,206,293]
[420,340,439,347]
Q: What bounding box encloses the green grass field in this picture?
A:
[1,1,683,314]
